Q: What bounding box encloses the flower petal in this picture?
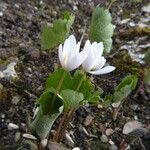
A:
[63,35,76,58]
[94,57,106,70]
[97,42,104,56]
[66,55,83,71]
[73,42,81,55]
[58,44,63,66]
[82,43,96,71]
[88,66,115,75]
[67,43,90,71]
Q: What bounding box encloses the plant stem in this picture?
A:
[53,73,85,142]
[113,98,126,121]
[53,112,68,142]
[49,70,67,113]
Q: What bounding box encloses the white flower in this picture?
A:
[82,42,115,75]
[58,35,89,71]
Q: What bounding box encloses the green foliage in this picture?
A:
[37,90,63,115]
[31,68,102,138]
[46,69,72,91]
[101,75,138,107]
[41,12,75,50]
[60,89,84,112]
[30,90,63,139]
[46,69,101,104]
[144,67,150,85]
[102,94,113,108]
[89,6,114,54]
[71,70,102,103]
[113,75,138,103]
[144,49,150,64]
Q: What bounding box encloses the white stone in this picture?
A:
[142,4,150,13]
[119,18,130,24]
[72,147,80,150]
[41,139,48,148]
[105,128,114,136]
[14,4,19,8]
[112,101,121,108]
[100,134,108,143]
[123,120,143,135]
[8,123,19,130]
[22,134,37,140]
[65,132,74,146]
[2,62,17,79]
[0,12,3,17]
[12,95,21,105]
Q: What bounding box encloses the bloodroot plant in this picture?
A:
[31,35,115,142]
[29,5,138,149]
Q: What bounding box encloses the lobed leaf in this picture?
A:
[31,90,63,139]
[46,69,102,105]
[89,6,114,54]
[71,70,102,103]
[46,68,72,92]
[113,75,138,103]
[60,89,84,112]
[41,12,75,50]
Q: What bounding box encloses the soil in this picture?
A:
[0,0,150,150]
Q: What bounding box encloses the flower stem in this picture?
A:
[53,112,68,142]
[49,70,67,113]
[54,72,85,142]
[113,98,126,121]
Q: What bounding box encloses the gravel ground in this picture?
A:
[0,0,150,150]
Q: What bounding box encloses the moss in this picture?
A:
[118,27,150,39]
[111,50,144,77]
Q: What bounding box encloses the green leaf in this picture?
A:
[144,68,150,85]
[37,90,63,115]
[60,89,84,112]
[113,75,138,103]
[46,68,72,91]
[41,12,75,50]
[102,94,113,108]
[89,6,114,54]
[31,90,63,139]
[144,49,150,64]
[46,69,101,104]
[71,70,101,103]
[102,39,113,54]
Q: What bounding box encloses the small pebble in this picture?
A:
[22,133,37,140]
[0,12,3,17]
[41,139,48,148]
[100,134,108,143]
[105,128,114,136]
[84,115,94,126]
[8,123,19,130]
[73,5,78,11]
[134,116,138,120]
[15,132,21,142]
[112,102,120,108]
[72,147,80,150]
[109,139,114,145]
[14,4,19,8]
[129,22,135,27]
[65,132,74,147]
[12,95,21,105]
[1,114,5,119]
[109,144,118,150]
